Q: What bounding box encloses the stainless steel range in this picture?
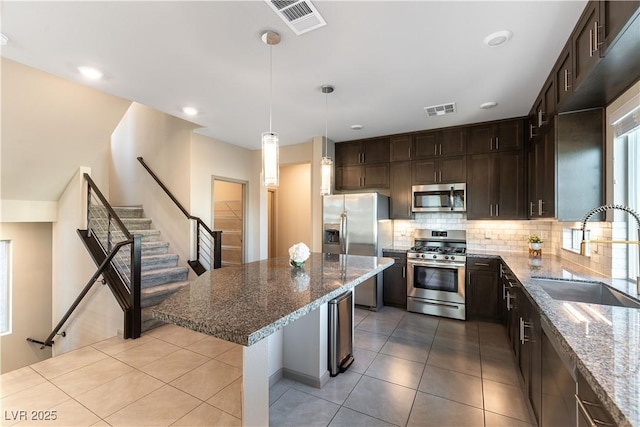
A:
[406,229,466,320]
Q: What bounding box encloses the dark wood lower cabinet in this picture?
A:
[382,251,407,309]
[466,258,500,322]
[542,331,577,427]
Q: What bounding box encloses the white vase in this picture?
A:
[530,242,542,250]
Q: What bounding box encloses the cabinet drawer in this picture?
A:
[467,258,498,271]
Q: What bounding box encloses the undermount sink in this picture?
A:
[533,277,640,309]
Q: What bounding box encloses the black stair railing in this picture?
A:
[27,173,142,348]
[137,157,222,273]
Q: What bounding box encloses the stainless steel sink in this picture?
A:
[533,278,640,309]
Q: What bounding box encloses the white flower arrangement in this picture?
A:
[288,242,310,267]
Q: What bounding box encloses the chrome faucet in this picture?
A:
[580,204,640,294]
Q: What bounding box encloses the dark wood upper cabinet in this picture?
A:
[572,2,601,91]
[390,135,412,162]
[413,156,465,185]
[555,42,573,108]
[335,137,390,166]
[389,161,412,219]
[600,1,640,54]
[467,119,524,154]
[413,128,465,159]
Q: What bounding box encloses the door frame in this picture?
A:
[212,176,247,265]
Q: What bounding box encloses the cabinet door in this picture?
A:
[600,1,640,53]
[495,120,524,152]
[467,124,493,154]
[466,269,499,320]
[390,135,412,162]
[362,138,390,164]
[390,161,412,219]
[335,141,362,166]
[573,2,601,90]
[439,156,466,183]
[413,131,439,159]
[335,166,362,190]
[542,332,577,427]
[440,128,466,156]
[496,151,526,219]
[382,253,407,308]
[543,78,556,122]
[555,42,573,107]
[466,153,493,219]
[363,164,389,188]
[412,159,438,184]
[540,121,556,218]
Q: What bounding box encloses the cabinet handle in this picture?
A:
[490,204,493,217]
[402,266,406,278]
[519,318,531,344]
[434,145,438,156]
[434,171,438,182]
[506,291,515,311]
[538,199,544,215]
[495,204,499,217]
[564,68,572,91]
[589,28,594,57]
[538,109,545,127]
[530,202,534,217]
[593,21,602,52]
[575,395,616,427]
[529,124,536,140]
[502,283,507,300]
[490,137,493,150]
[439,144,442,156]
[474,262,490,267]
[439,170,442,183]
[362,152,365,163]
[495,137,499,150]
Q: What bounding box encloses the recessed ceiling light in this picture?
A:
[182,106,198,116]
[480,101,498,109]
[483,30,513,47]
[0,33,8,46]
[351,124,363,130]
[78,66,104,80]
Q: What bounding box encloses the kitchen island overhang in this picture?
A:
[152,253,393,426]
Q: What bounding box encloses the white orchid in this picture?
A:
[288,242,310,267]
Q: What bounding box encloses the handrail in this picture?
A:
[84,173,132,241]
[137,157,222,271]
[28,174,142,348]
[31,241,129,348]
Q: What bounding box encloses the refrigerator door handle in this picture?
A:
[340,211,348,254]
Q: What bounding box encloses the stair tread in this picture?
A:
[141,280,189,296]
[141,266,189,277]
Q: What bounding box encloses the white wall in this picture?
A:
[190,133,261,262]
[276,163,312,257]
[0,222,53,373]
[110,103,197,273]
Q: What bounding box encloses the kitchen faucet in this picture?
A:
[580,204,640,294]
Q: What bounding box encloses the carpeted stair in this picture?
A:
[107,206,190,332]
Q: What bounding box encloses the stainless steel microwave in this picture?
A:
[412,183,466,212]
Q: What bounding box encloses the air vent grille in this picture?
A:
[265,0,326,35]
[424,103,457,117]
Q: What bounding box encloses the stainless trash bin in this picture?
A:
[328,291,354,377]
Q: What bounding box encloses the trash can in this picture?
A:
[328,290,354,377]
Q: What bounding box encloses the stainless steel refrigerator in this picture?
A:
[322,193,393,310]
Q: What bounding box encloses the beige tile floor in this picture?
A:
[1,307,535,427]
[269,307,536,427]
[0,324,242,427]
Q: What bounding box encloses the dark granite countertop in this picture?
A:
[469,250,640,427]
[153,253,393,346]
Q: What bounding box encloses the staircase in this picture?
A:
[107,206,190,332]
[213,200,243,266]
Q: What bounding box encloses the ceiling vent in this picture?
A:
[265,0,327,35]
[424,102,457,117]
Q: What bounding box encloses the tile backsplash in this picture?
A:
[392,213,629,279]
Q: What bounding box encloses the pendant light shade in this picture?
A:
[261,31,280,187]
[320,84,334,196]
[262,131,279,186]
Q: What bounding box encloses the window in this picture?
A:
[1,240,11,336]
[613,103,640,281]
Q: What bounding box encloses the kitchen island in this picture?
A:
[153,252,393,426]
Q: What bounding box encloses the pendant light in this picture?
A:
[320,84,334,196]
[261,31,280,187]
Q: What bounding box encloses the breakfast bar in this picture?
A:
[153,252,393,426]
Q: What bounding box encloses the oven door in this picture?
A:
[407,260,465,305]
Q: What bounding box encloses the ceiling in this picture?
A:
[1,1,588,150]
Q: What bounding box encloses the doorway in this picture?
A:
[212,178,246,266]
